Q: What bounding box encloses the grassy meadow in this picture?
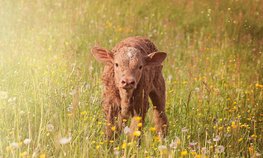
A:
[0,0,263,157]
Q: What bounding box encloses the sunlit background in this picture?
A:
[0,0,262,157]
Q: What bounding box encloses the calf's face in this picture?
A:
[92,46,167,101]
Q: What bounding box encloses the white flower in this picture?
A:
[8,97,16,103]
[23,138,31,145]
[215,145,225,153]
[181,127,188,133]
[67,105,73,112]
[124,126,131,135]
[195,87,200,92]
[189,141,197,147]
[213,135,221,142]
[158,145,167,152]
[168,75,173,81]
[201,147,207,154]
[10,142,19,149]
[114,150,120,156]
[46,124,54,132]
[169,137,180,149]
[59,136,72,145]
[0,91,8,100]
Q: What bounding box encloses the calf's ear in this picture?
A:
[145,52,167,66]
[91,47,113,64]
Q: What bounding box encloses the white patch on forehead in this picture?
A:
[126,47,138,59]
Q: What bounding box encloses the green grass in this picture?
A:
[0,0,262,157]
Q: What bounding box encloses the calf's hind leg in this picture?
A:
[149,76,168,138]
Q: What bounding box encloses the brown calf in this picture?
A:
[91,36,168,139]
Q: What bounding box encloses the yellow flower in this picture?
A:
[181,150,188,156]
[80,111,87,115]
[109,140,114,143]
[135,116,142,121]
[195,154,202,158]
[5,146,12,152]
[111,126,116,131]
[96,145,100,149]
[238,138,243,142]
[227,126,231,132]
[231,121,238,129]
[149,127,156,132]
[251,134,257,139]
[20,151,27,157]
[39,154,46,158]
[153,136,160,142]
[133,130,141,137]
[123,119,127,122]
[191,151,197,156]
[249,146,254,154]
[122,142,127,149]
[137,123,142,127]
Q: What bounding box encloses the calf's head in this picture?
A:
[92,46,166,101]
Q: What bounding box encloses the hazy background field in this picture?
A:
[0,0,262,157]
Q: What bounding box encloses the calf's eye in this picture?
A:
[139,65,143,69]
[115,63,119,67]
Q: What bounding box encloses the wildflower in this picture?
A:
[249,145,254,154]
[10,142,19,149]
[189,142,198,147]
[20,151,27,157]
[218,126,223,131]
[111,126,116,131]
[201,147,207,154]
[80,111,87,116]
[135,116,142,121]
[137,123,142,127]
[39,154,46,158]
[231,121,238,129]
[67,105,73,112]
[121,142,127,149]
[255,83,263,88]
[46,124,54,132]
[6,146,12,152]
[59,136,72,145]
[96,145,100,149]
[215,145,225,153]
[8,97,16,104]
[195,87,200,92]
[23,138,31,145]
[153,136,161,142]
[190,150,197,156]
[181,127,188,133]
[133,130,141,137]
[238,138,243,142]
[0,91,8,100]
[114,149,120,156]
[213,135,221,142]
[158,145,168,154]
[124,126,131,135]
[195,154,202,158]
[181,150,188,156]
[149,127,156,132]
[251,134,257,139]
[170,137,180,149]
[227,126,231,132]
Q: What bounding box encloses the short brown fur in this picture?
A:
[92,36,168,139]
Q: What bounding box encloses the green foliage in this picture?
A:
[0,0,262,157]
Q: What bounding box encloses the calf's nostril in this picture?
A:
[130,81,135,85]
[121,80,126,85]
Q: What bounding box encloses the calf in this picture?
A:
[91,36,168,139]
